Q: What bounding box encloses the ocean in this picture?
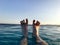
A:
[0,24,60,45]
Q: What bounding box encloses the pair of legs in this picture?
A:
[20,19,40,38]
[20,19,48,45]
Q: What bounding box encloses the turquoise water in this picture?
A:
[0,24,60,45]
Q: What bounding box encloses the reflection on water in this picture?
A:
[0,24,60,45]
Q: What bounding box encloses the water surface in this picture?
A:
[0,24,60,45]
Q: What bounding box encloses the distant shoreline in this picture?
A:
[0,23,60,26]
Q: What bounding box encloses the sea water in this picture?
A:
[0,24,60,45]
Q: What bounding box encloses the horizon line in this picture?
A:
[0,23,60,25]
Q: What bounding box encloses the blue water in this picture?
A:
[0,24,60,45]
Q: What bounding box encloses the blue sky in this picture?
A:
[0,0,60,24]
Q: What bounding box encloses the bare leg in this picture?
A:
[32,20,48,45]
[20,19,28,45]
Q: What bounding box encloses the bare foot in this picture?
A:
[20,19,28,45]
[32,20,40,37]
[20,19,28,38]
[32,20,48,45]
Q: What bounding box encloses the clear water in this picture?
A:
[0,24,60,45]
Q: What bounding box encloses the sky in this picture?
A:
[0,0,60,25]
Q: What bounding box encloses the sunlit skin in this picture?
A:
[35,26,40,36]
[20,19,48,45]
[33,20,48,45]
[33,20,40,37]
